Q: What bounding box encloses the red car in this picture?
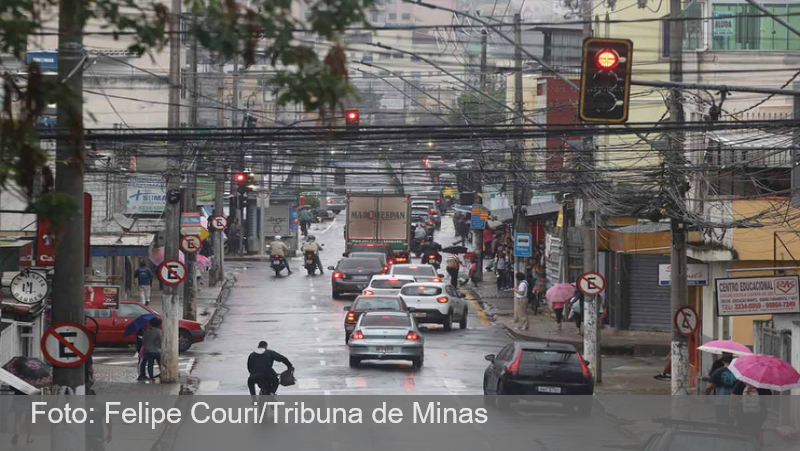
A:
[85,301,205,352]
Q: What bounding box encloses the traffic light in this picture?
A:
[246,115,257,128]
[345,109,359,128]
[235,172,248,195]
[579,38,633,123]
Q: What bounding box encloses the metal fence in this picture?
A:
[753,320,794,427]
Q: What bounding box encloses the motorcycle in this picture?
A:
[304,251,320,275]
[271,255,286,276]
[422,252,442,270]
[411,238,426,257]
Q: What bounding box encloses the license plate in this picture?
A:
[352,276,369,281]
[374,346,394,353]
[305,259,313,264]
[412,312,427,317]
[537,386,561,394]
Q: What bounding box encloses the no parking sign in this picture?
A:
[41,322,95,367]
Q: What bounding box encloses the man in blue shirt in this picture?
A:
[134,261,155,305]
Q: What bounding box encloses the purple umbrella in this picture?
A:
[546,283,575,306]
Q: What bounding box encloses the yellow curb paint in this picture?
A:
[471,300,491,326]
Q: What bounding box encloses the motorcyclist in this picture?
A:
[247,340,292,396]
[420,236,442,266]
[269,236,292,275]
[301,235,324,275]
[298,207,313,237]
[414,223,427,240]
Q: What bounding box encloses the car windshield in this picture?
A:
[353,297,401,311]
[117,303,151,318]
[351,253,385,262]
[401,285,442,296]
[361,315,411,328]
[371,279,413,289]
[520,350,579,365]
[340,259,382,270]
[667,433,757,451]
[393,266,435,276]
[411,208,429,215]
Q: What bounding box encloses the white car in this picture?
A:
[398,282,469,331]
[388,264,441,283]
[363,275,417,296]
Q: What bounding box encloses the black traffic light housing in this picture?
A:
[235,172,248,195]
[345,109,359,128]
[579,38,633,123]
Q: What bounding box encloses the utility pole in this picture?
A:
[52,0,86,395]
[211,59,225,286]
[668,0,689,396]
[473,27,488,282]
[161,0,182,384]
[232,57,245,256]
[513,13,525,275]
[183,14,199,321]
[580,0,600,382]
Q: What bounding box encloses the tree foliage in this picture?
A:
[448,89,507,125]
[0,0,373,227]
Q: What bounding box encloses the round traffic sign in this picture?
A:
[180,235,202,254]
[10,270,49,304]
[675,306,699,337]
[41,322,95,368]
[158,259,187,286]
[209,215,227,231]
[577,272,606,296]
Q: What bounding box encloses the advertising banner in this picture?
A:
[84,285,120,309]
[127,176,166,214]
[716,275,800,316]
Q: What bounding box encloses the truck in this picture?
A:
[344,194,411,261]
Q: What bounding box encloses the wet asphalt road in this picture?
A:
[189,216,511,395]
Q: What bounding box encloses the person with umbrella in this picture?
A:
[546,283,575,332]
[706,355,736,424]
[141,317,163,381]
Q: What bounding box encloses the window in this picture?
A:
[411,55,421,62]
[661,16,671,58]
[304,11,312,20]
[712,4,800,50]
[392,53,404,59]
[340,258,382,270]
[353,297,403,310]
[400,285,442,296]
[371,279,414,289]
[363,52,373,62]
[379,52,391,60]
[402,12,411,20]
[495,344,515,363]
[361,314,411,327]
[370,11,379,22]
[118,303,151,318]
[86,309,112,318]
[389,12,397,20]
[683,1,702,50]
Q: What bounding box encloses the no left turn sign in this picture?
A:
[41,322,95,368]
[675,306,699,337]
[577,272,606,296]
[209,215,227,231]
[158,259,187,286]
[181,235,202,254]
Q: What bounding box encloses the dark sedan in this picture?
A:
[483,341,594,414]
[329,257,386,299]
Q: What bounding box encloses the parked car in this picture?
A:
[85,301,205,352]
[343,295,408,343]
[348,311,425,369]
[344,242,396,265]
[483,341,594,413]
[329,257,387,299]
[362,275,417,296]
[398,282,468,330]
[388,264,441,282]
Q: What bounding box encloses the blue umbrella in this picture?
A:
[124,314,158,337]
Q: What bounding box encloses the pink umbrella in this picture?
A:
[728,354,800,392]
[698,340,752,356]
[196,254,211,269]
[546,283,575,306]
[149,246,185,266]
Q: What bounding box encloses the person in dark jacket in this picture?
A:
[247,340,293,395]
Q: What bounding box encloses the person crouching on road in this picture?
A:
[247,341,293,396]
[269,236,292,274]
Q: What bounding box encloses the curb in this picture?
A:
[501,324,670,356]
[203,277,234,333]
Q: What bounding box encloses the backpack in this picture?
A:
[447,257,459,269]
[742,386,762,414]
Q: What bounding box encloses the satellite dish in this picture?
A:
[112,213,135,231]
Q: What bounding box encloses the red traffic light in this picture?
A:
[345,109,359,123]
[595,49,619,70]
[235,173,246,183]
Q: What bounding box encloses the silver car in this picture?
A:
[348,311,425,369]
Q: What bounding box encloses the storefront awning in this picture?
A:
[0,240,33,272]
[525,201,560,219]
[90,234,154,257]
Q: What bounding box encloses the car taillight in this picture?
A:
[333,272,345,279]
[437,296,448,303]
[388,258,395,265]
[383,266,389,273]
[431,210,438,215]
[436,199,441,204]
[405,331,420,340]
[363,290,374,296]
[506,350,522,374]
[351,330,364,340]
[432,278,442,283]
[578,353,593,379]
[327,198,333,203]
[272,255,280,258]
[428,221,434,226]
[346,312,357,323]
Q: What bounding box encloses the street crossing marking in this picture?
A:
[320,360,326,366]
[298,378,320,389]
[443,379,466,389]
[319,348,325,354]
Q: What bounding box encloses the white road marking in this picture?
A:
[310,296,317,301]
[319,218,337,234]
[312,305,318,310]
[443,379,466,389]
[298,378,320,389]
[324,390,331,395]
[197,380,220,392]
[345,377,366,388]
[318,348,325,354]
[320,360,326,366]
[313,317,319,323]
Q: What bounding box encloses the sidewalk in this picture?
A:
[462,270,670,356]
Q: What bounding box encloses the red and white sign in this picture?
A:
[577,272,606,296]
[36,192,92,267]
[158,259,186,286]
[675,306,699,337]
[716,275,800,316]
[209,215,227,231]
[84,285,120,309]
[41,322,95,368]
[180,235,202,254]
[18,242,34,268]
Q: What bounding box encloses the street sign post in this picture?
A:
[41,322,95,368]
[514,233,532,257]
[577,272,606,296]
[674,306,699,337]
[158,259,187,286]
[181,235,202,254]
[199,226,211,242]
[209,215,227,231]
[180,212,202,236]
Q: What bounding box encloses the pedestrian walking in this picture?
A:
[551,296,567,332]
[134,261,155,306]
[729,381,772,444]
[446,255,461,288]
[706,355,736,425]
[513,272,529,330]
[494,250,510,291]
[654,353,672,380]
[566,290,584,335]
[9,389,33,445]
[227,217,242,255]
[86,390,113,451]
[141,317,162,381]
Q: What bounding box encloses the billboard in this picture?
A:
[84,285,120,309]
[716,275,800,316]
[127,176,166,214]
